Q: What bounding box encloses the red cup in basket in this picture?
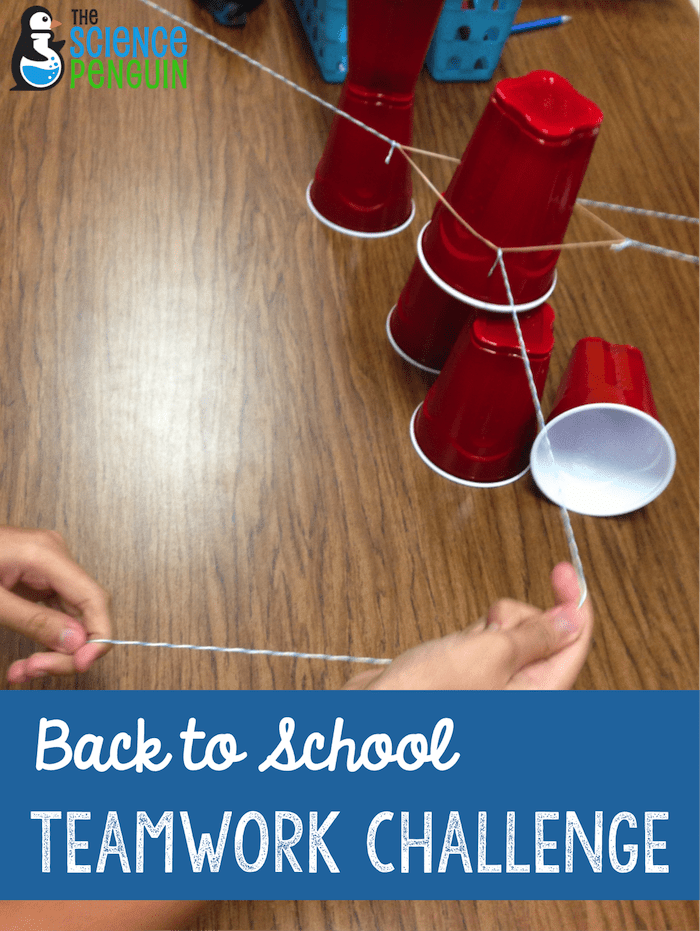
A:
[411,304,555,486]
[530,338,676,516]
[307,0,445,237]
[421,70,604,306]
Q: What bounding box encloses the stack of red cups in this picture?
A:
[307,0,446,237]
[388,71,604,486]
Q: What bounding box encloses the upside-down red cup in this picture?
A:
[307,0,445,237]
[420,71,604,305]
[387,255,476,373]
[386,219,550,372]
[411,304,555,485]
[530,338,676,516]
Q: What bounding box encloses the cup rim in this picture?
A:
[410,404,530,488]
[417,221,557,313]
[306,182,416,239]
[386,307,441,375]
[530,402,677,516]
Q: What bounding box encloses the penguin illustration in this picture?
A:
[11,6,65,91]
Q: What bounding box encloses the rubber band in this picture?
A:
[135,0,699,265]
[415,222,558,313]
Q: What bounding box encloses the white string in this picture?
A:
[135,0,699,265]
[86,255,588,666]
[87,638,392,665]
[115,0,700,662]
[135,0,397,149]
[493,250,588,608]
[610,238,699,265]
[577,199,700,224]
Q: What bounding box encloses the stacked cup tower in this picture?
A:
[307,0,446,237]
[387,71,604,486]
[305,0,675,513]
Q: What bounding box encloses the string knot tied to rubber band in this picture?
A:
[611,239,633,252]
[487,248,503,278]
[135,0,699,264]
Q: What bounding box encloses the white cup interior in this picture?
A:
[530,402,676,517]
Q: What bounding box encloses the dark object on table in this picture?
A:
[193,0,264,27]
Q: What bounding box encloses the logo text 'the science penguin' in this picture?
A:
[69,8,187,89]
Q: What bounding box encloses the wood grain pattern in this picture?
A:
[0,0,697,927]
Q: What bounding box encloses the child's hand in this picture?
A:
[0,528,112,683]
[343,563,593,691]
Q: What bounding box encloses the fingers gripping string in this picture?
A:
[495,250,588,609]
[89,258,588,666]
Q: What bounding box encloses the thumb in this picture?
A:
[0,587,87,654]
[503,602,585,674]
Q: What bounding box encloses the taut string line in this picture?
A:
[87,245,585,664]
[493,250,587,607]
[135,0,699,263]
[87,638,392,665]
[99,0,692,662]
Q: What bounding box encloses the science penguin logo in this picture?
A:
[11,6,65,91]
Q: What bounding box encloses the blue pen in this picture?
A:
[511,15,572,35]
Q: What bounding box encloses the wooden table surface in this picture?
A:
[1,0,698,927]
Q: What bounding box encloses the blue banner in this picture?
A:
[0,690,697,900]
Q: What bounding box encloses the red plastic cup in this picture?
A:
[387,252,476,373]
[530,338,676,516]
[411,304,555,485]
[420,71,603,305]
[387,220,549,372]
[307,0,445,237]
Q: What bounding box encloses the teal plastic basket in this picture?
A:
[293,0,348,83]
[291,0,520,83]
[424,0,521,82]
